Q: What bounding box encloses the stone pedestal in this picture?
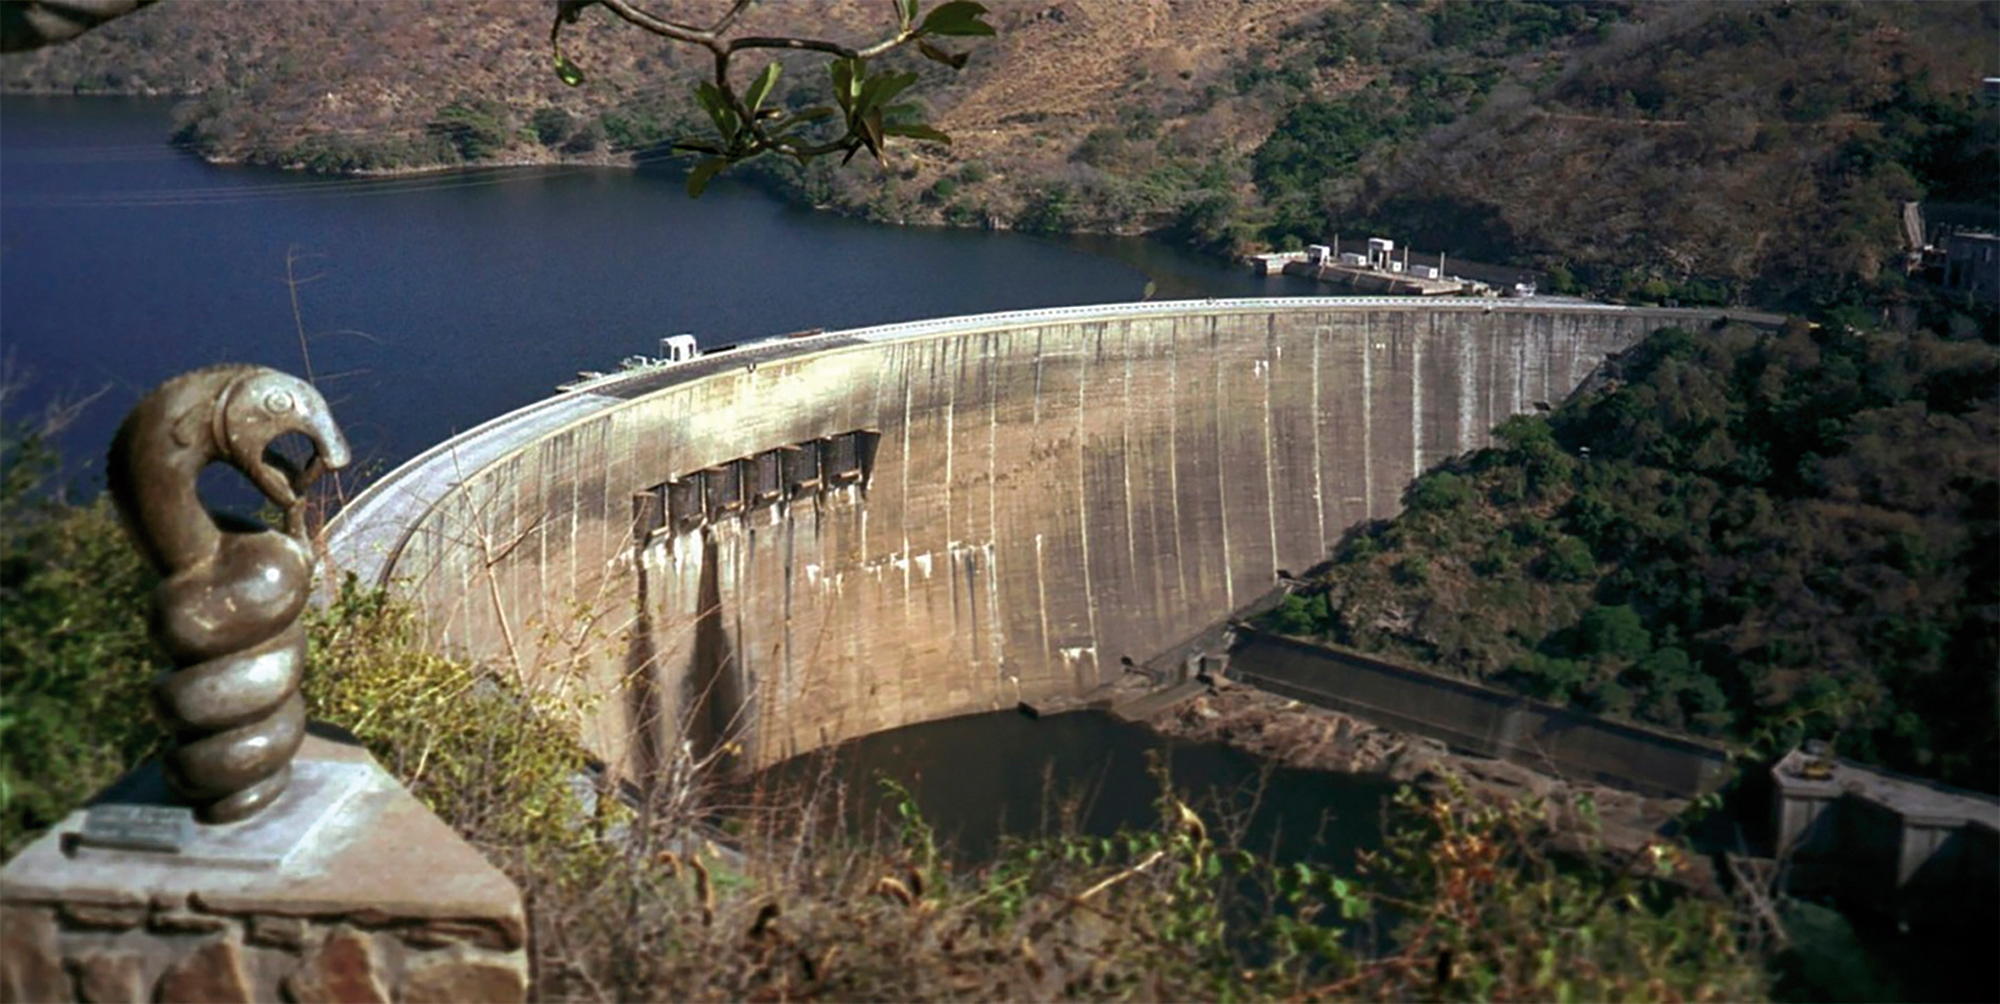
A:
[0,734,527,1004]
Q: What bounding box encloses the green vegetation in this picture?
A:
[1266,316,1999,793]
[428,97,512,162]
[0,429,162,857]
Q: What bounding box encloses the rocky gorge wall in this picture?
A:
[335,300,1764,783]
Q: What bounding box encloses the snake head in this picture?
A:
[215,369,351,518]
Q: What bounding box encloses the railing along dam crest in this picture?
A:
[328,299,1781,780]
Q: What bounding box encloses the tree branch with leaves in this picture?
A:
[550,0,994,196]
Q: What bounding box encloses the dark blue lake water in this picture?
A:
[0,95,1305,488]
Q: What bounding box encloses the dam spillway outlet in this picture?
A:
[328,298,1782,785]
[637,429,883,541]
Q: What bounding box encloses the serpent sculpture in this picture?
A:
[108,365,350,824]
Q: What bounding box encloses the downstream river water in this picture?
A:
[1,95,1378,862]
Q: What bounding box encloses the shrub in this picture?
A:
[1408,471,1473,512]
[1268,591,1332,637]
[305,579,591,850]
[1015,184,1079,234]
[0,430,160,857]
[1346,778,1765,1002]
[561,120,604,155]
[532,106,575,147]
[428,98,511,161]
[1541,535,1596,582]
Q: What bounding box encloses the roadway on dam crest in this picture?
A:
[327,297,1784,783]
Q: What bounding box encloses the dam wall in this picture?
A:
[330,299,1771,782]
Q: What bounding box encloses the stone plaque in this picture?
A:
[79,803,194,853]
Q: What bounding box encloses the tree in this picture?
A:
[549,0,994,195]
[531,106,575,147]
[429,98,510,161]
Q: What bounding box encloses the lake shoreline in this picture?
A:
[0,89,1191,244]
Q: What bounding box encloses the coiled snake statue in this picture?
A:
[108,365,350,824]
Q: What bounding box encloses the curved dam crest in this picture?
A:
[328,298,1775,782]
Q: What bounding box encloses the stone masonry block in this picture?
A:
[58,903,144,930]
[248,913,308,950]
[281,925,387,1004]
[69,949,145,1004]
[0,906,66,1004]
[397,918,521,953]
[154,936,252,1004]
[399,948,527,1004]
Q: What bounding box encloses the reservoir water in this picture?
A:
[2,95,1377,865]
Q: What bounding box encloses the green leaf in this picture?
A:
[693,81,740,142]
[857,70,919,118]
[900,0,919,28]
[830,57,865,110]
[917,39,969,69]
[784,106,837,125]
[686,158,727,198]
[883,121,951,144]
[553,52,585,87]
[856,108,886,159]
[744,62,781,116]
[920,0,994,37]
[771,106,836,138]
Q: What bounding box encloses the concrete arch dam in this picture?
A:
[328,299,1767,781]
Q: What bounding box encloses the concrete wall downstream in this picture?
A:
[329,299,1768,782]
[1227,628,1736,798]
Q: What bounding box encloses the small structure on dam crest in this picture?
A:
[1,366,528,1004]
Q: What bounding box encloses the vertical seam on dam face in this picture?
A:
[1459,322,1479,456]
[986,332,1005,683]
[1262,314,1281,587]
[1361,314,1375,519]
[1311,321,1327,562]
[901,360,915,641]
[1213,315,1235,612]
[1411,317,1426,480]
[337,303,1772,777]
[1077,324,1099,687]
[1121,328,1139,621]
[943,341,958,657]
[1167,324,1187,616]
